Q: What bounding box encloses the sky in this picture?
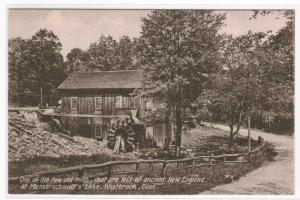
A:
[8,9,288,58]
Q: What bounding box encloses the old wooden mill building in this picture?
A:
[43,70,172,151]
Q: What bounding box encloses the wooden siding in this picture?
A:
[61,91,147,117]
[59,90,161,143]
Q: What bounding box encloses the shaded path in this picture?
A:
[201,123,294,195]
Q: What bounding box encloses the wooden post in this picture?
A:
[107,164,112,178]
[209,155,212,166]
[149,162,153,172]
[209,155,213,174]
[161,161,167,176]
[136,162,140,176]
[76,167,85,194]
[192,159,195,169]
[78,167,84,178]
[264,143,268,157]
[248,152,251,163]
[248,116,251,152]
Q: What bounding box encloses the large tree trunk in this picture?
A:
[228,103,236,142]
[233,107,243,138]
[229,121,234,140]
[175,107,182,157]
[260,96,264,128]
[164,107,172,151]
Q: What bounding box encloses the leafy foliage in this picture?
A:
[200,32,267,139]
[65,35,139,72]
[138,10,226,154]
[200,11,294,136]
[9,29,66,106]
[65,48,89,72]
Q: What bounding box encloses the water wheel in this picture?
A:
[107,119,145,153]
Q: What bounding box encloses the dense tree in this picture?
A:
[200,10,295,137]
[30,29,66,106]
[85,35,119,71]
[8,37,29,106]
[200,32,267,140]
[138,10,226,155]
[65,48,89,72]
[256,11,294,133]
[8,29,66,106]
[81,35,138,71]
[115,36,135,70]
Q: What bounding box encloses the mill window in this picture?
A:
[71,97,77,110]
[95,97,102,110]
[95,125,103,139]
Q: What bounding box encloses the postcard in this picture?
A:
[6,7,295,196]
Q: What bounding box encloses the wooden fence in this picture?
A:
[8,141,268,184]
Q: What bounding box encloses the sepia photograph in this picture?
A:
[6,8,295,195]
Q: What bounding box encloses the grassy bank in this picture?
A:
[8,153,129,177]
[9,145,274,194]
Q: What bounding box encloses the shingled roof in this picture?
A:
[57,70,143,90]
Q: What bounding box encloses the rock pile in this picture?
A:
[8,111,112,161]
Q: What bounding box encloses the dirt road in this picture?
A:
[201,123,294,195]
